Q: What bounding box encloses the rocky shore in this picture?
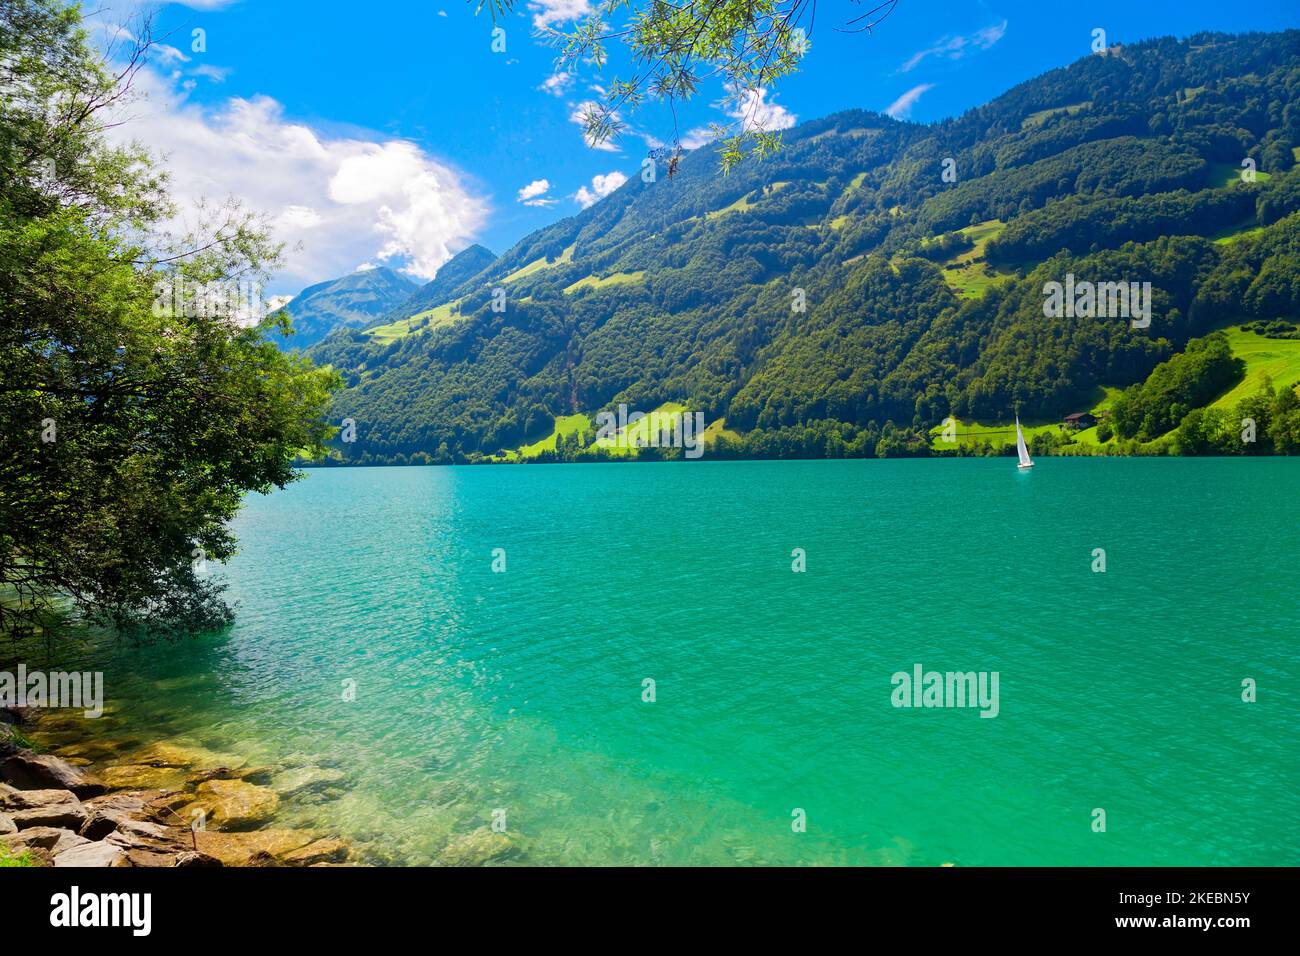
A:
[1,708,353,867]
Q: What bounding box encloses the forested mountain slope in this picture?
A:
[371,243,497,329]
[273,266,418,348]
[305,31,1300,463]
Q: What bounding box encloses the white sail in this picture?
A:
[1015,416,1033,468]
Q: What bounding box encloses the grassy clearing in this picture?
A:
[929,385,1120,452]
[499,243,575,285]
[706,193,755,219]
[828,173,870,232]
[808,128,877,145]
[1209,325,1300,409]
[701,417,742,446]
[1207,161,1272,188]
[508,413,593,460]
[592,401,689,454]
[564,271,646,295]
[1021,101,1091,129]
[499,403,732,460]
[929,417,1062,451]
[1085,384,1124,414]
[364,320,413,345]
[705,182,790,220]
[934,219,1017,299]
[1063,386,1124,446]
[365,299,464,344]
[1211,222,1265,245]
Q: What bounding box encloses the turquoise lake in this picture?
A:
[65,458,1300,865]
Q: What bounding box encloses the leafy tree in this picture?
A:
[0,0,339,642]
[1268,386,1300,452]
[480,0,900,170]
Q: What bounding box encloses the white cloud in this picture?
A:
[570,99,621,152]
[539,71,574,96]
[517,179,550,201]
[153,44,191,65]
[724,84,797,133]
[901,20,1008,72]
[885,83,935,120]
[328,144,429,205]
[190,63,230,83]
[674,85,795,148]
[516,178,556,207]
[528,0,592,30]
[110,70,489,290]
[680,127,715,150]
[574,170,627,209]
[973,21,1009,47]
[272,205,324,230]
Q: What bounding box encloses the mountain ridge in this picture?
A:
[273,266,418,348]
[304,30,1300,463]
[369,243,498,329]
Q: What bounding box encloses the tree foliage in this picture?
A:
[1110,333,1244,440]
[0,0,340,642]
[482,0,899,171]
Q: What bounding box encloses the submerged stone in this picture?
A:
[282,838,349,866]
[126,741,247,771]
[183,778,279,830]
[101,763,189,792]
[439,827,519,867]
[193,829,315,866]
[269,766,347,798]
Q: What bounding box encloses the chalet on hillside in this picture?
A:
[1063,412,1098,429]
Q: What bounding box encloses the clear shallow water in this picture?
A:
[53,459,1300,865]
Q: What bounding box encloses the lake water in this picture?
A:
[59,459,1300,865]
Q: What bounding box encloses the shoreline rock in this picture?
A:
[0,751,105,798]
[0,707,352,868]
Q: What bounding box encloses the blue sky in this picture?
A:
[101,0,1300,295]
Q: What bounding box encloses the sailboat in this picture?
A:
[1015,416,1034,469]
